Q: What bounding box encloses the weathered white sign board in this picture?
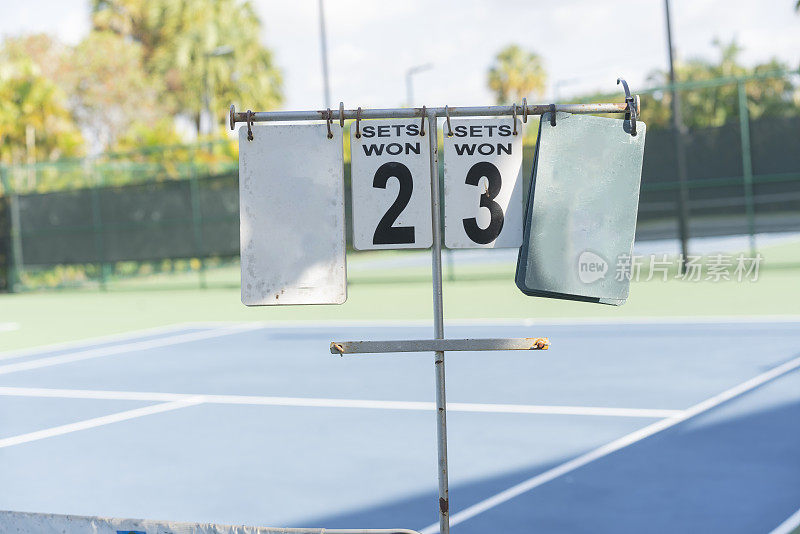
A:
[239,123,346,305]
[350,119,432,250]
[443,118,523,248]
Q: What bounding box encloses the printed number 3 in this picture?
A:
[372,162,415,245]
[463,161,504,244]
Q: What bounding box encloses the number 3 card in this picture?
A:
[350,119,432,250]
[444,117,523,248]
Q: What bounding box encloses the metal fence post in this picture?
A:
[89,184,108,290]
[1,166,23,292]
[189,167,208,289]
[427,111,450,534]
[737,81,757,256]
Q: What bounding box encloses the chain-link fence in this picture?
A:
[1,72,798,292]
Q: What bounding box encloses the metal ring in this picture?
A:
[445,105,453,137]
[522,98,528,123]
[512,103,518,135]
[617,77,637,136]
[229,104,236,130]
[339,102,345,128]
[355,107,362,138]
[420,106,426,136]
[246,110,254,141]
[549,104,556,127]
[326,108,333,139]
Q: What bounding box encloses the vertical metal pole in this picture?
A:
[1,166,23,292]
[664,0,691,270]
[90,183,108,290]
[427,111,450,534]
[737,81,757,256]
[189,168,207,289]
[318,0,331,108]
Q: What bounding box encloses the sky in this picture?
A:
[2,0,799,111]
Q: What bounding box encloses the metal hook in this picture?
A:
[512,103,518,135]
[339,102,345,128]
[246,109,254,141]
[326,108,333,139]
[617,77,638,136]
[522,98,528,123]
[420,106,426,136]
[445,105,453,137]
[355,107,362,138]
[549,104,556,127]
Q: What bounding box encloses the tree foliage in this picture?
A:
[65,32,168,149]
[90,0,283,133]
[642,40,799,130]
[487,44,547,104]
[0,36,84,164]
[569,40,799,131]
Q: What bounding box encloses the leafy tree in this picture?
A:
[487,44,547,104]
[0,43,83,164]
[65,31,167,149]
[90,0,283,133]
[568,40,798,130]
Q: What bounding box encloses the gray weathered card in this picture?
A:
[515,112,646,305]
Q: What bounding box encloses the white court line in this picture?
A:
[0,397,204,449]
[0,323,262,376]
[199,316,800,329]
[0,387,681,418]
[420,353,800,534]
[0,322,213,362]
[3,316,797,364]
[770,507,800,534]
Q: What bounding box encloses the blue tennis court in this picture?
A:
[0,319,799,533]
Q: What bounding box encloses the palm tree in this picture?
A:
[91,0,282,134]
[487,45,547,104]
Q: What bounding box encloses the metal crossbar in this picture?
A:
[331,338,550,354]
[231,83,638,534]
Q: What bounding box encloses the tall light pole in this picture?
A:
[406,63,433,107]
[203,45,234,136]
[318,0,331,108]
[664,0,691,268]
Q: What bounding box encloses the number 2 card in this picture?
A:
[350,119,433,250]
[443,117,523,248]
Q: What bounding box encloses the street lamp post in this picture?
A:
[405,63,433,107]
[204,45,235,136]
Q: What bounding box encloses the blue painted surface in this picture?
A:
[0,321,798,533]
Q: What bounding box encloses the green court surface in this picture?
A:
[1,239,798,352]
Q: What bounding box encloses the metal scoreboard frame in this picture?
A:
[231,79,642,534]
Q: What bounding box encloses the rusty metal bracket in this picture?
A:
[246,110,254,141]
[512,103,518,135]
[355,107,362,138]
[326,108,333,139]
[339,101,345,128]
[445,105,453,137]
[522,98,528,123]
[617,77,638,136]
[420,105,426,136]
[550,104,556,127]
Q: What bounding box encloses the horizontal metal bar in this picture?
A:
[231,102,630,126]
[330,338,550,355]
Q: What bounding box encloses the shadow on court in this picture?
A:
[310,386,800,534]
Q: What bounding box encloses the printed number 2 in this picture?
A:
[463,162,504,244]
[372,162,415,245]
